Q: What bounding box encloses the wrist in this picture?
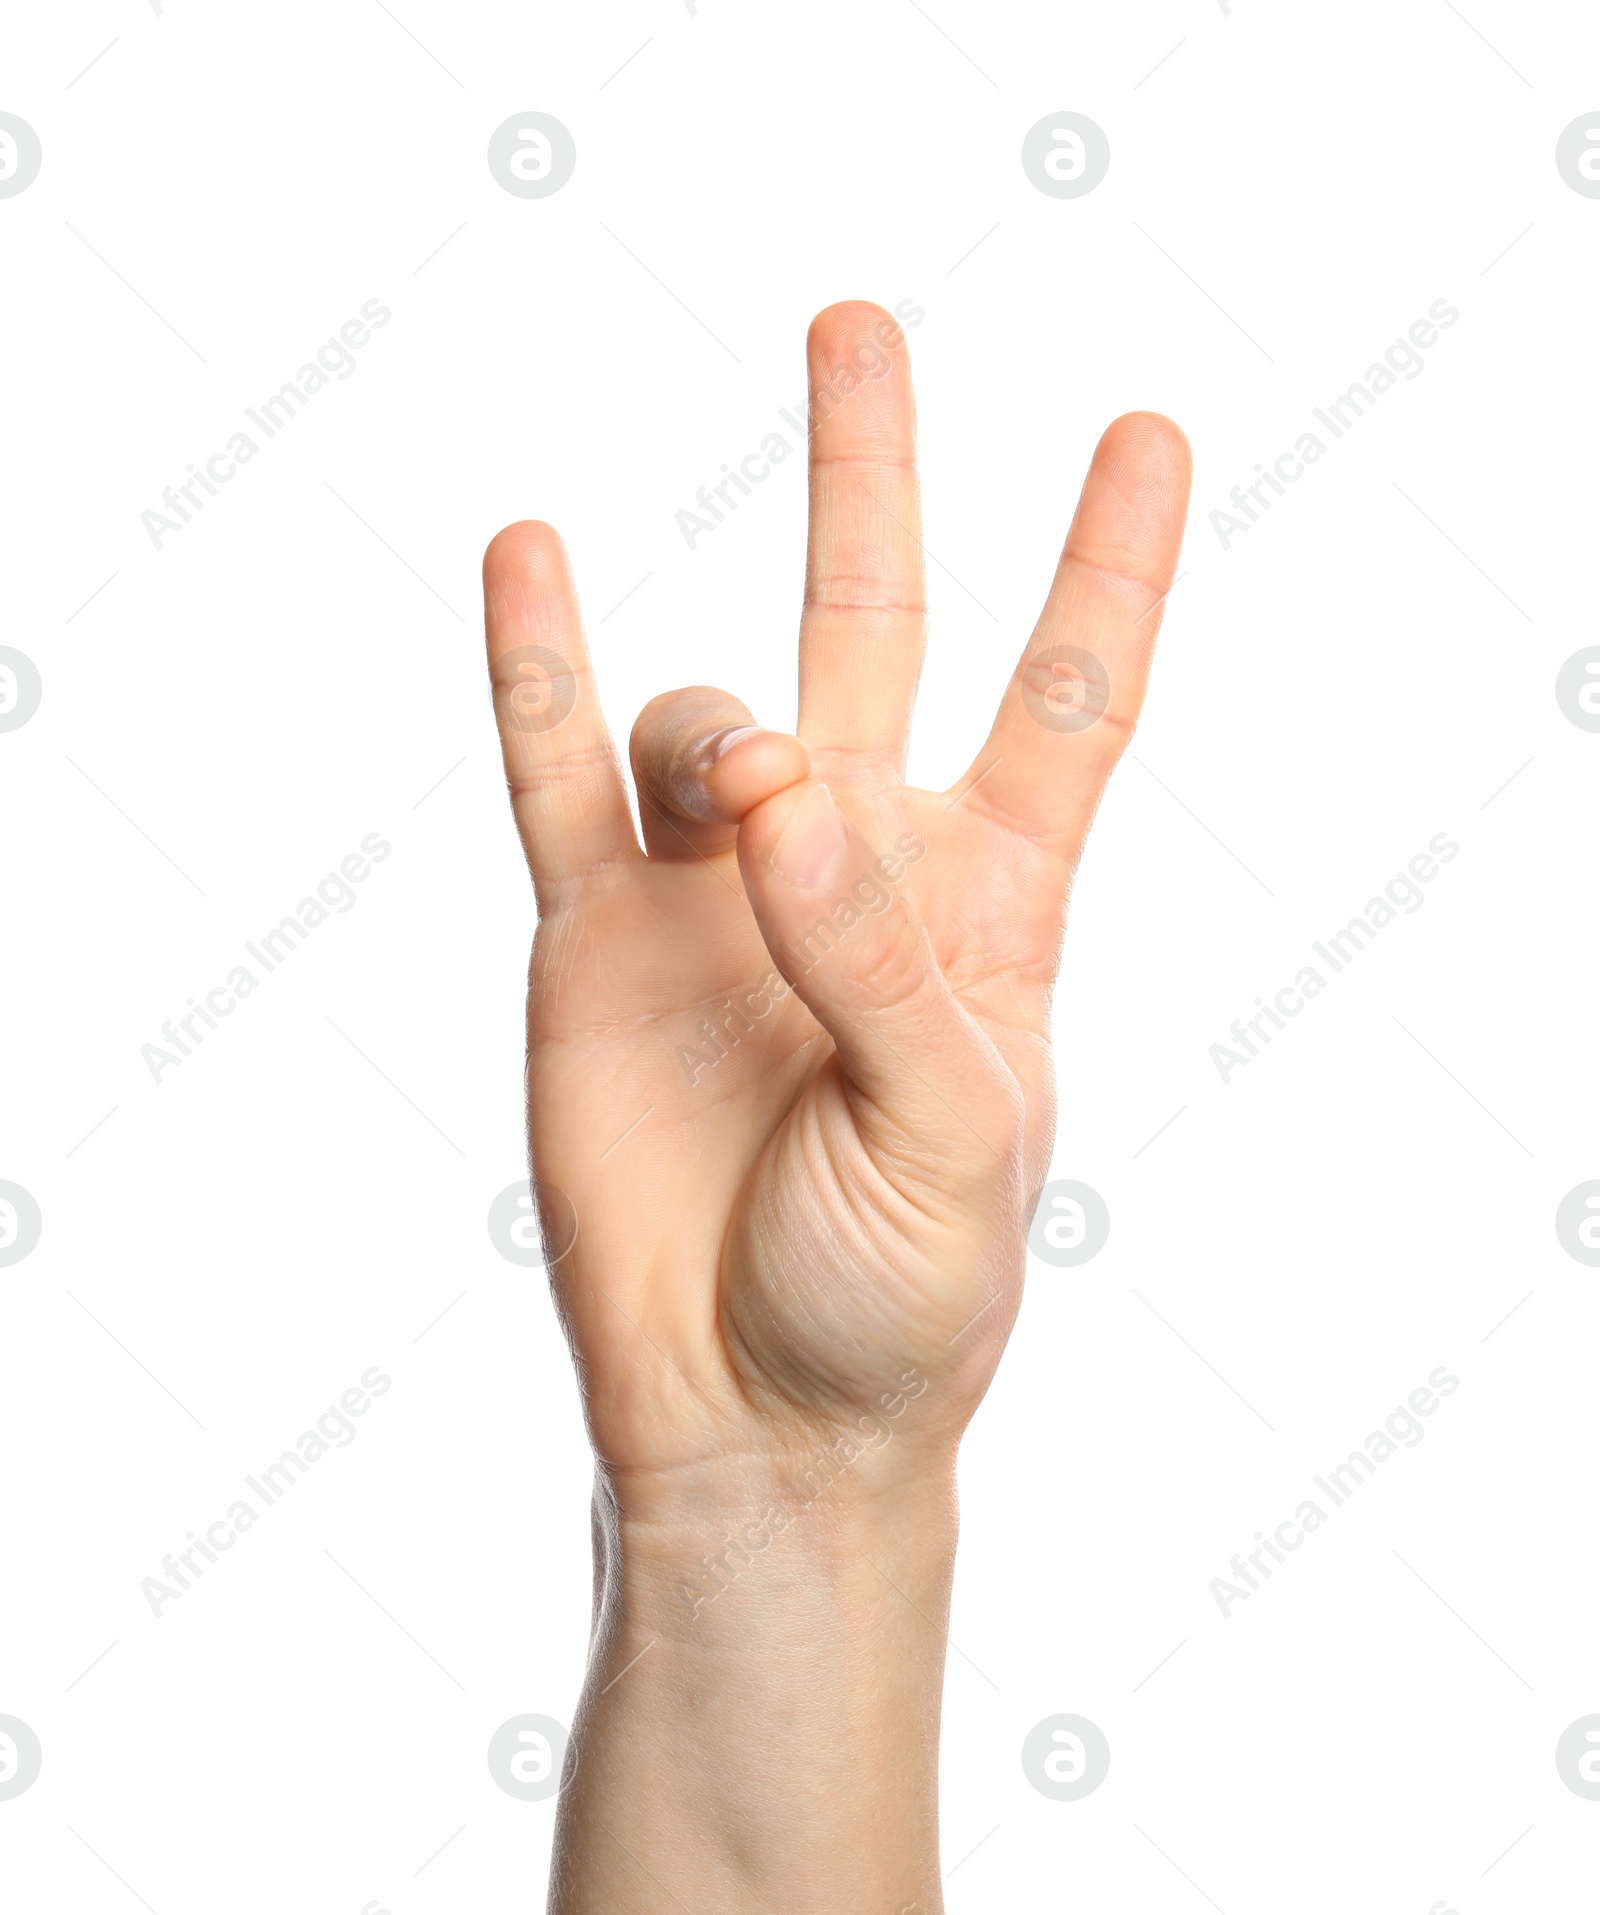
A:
[595,1413,962,1620]
[602,1447,961,1642]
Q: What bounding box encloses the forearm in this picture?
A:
[549,1455,961,1915]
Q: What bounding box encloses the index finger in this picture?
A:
[951,412,1192,858]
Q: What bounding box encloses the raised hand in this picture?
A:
[482,300,1190,1914]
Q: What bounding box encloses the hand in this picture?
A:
[484,301,1189,1505]
[482,300,1190,1914]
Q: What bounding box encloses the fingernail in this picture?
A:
[771,784,847,887]
[704,724,760,764]
[676,727,762,819]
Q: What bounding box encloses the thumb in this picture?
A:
[736,782,1020,1166]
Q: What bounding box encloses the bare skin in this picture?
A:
[482,300,1191,1913]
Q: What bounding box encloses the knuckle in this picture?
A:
[506,738,619,799]
[803,577,927,615]
[845,923,936,1019]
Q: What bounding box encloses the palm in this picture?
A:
[484,303,1190,1483]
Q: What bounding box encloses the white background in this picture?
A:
[3,1,1597,1909]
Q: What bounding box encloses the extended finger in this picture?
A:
[953,412,1192,858]
[484,521,639,899]
[629,686,809,860]
[798,301,927,779]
